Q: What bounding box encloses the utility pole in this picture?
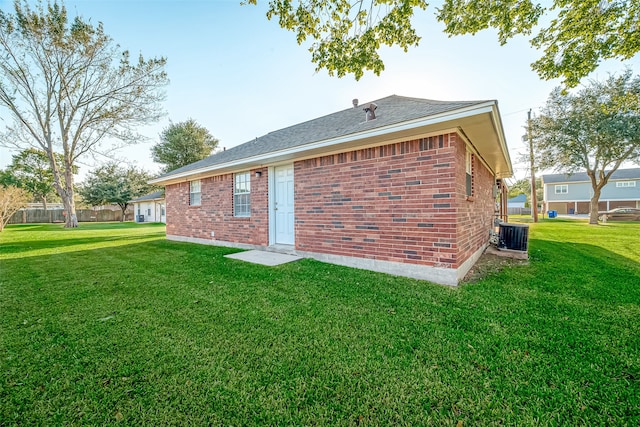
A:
[528,109,539,222]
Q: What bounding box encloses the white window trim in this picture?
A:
[189,180,201,206]
[234,172,251,217]
[555,184,568,194]
[616,181,636,188]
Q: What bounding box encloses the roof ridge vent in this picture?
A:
[352,98,358,108]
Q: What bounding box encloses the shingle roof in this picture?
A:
[130,190,165,202]
[508,194,527,203]
[542,168,640,184]
[156,95,489,180]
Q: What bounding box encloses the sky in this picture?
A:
[0,0,638,182]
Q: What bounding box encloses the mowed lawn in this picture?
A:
[1,220,639,426]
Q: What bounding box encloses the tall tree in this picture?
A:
[6,148,68,210]
[532,70,640,224]
[249,0,640,86]
[152,119,219,173]
[0,1,168,228]
[0,185,30,231]
[79,162,156,222]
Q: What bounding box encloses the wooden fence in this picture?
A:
[507,207,532,215]
[9,208,134,224]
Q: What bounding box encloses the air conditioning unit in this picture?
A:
[498,223,529,252]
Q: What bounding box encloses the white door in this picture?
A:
[274,165,295,245]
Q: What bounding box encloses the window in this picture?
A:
[161,206,165,216]
[234,172,251,217]
[616,181,636,188]
[555,184,568,194]
[147,208,151,216]
[465,150,473,197]
[189,180,201,206]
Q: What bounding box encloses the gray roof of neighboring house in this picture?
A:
[508,194,527,203]
[542,168,640,184]
[156,95,489,180]
[130,190,165,203]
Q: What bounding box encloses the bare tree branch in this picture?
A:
[0,1,168,227]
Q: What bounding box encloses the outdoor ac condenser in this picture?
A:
[498,223,529,252]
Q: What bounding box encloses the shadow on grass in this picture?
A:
[0,234,165,256]
[0,223,167,257]
[2,234,640,425]
[524,238,640,304]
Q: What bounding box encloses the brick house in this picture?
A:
[150,96,513,285]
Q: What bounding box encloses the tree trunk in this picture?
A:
[42,196,47,211]
[586,167,616,225]
[46,147,77,227]
[589,188,602,225]
[119,203,128,222]
[55,158,78,228]
[61,192,78,227]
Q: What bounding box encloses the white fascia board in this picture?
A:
[611,177,640,182]
[150,102,498,185]
[548,179,590,185]
[130,197,164,203]
[489,103,513,178]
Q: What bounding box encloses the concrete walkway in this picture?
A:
[224,250,303,266]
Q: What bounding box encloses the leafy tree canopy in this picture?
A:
[0,169,19,188]
[248,0,640,86]
[532,69,640,223]
[5,149,72,209]
[79,162,157,221]
[152,119,219,173]
[0,0,168,227]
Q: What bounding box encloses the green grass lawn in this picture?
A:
[1,220,639,425]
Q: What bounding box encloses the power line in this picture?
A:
[502,108,530,117]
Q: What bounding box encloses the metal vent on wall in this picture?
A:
[498,223,529,252]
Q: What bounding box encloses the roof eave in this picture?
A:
[130,197,165,203]
[150,101,513,185]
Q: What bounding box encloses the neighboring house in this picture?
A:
[542,168,640,214]
[130,191,166,223]
[151,95,513,286]
[508,194,527,208]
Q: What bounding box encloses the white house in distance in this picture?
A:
[507,194,526,209]
[542,168,640,214]
[130,191,166,223]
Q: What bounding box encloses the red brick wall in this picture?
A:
[165,133,496,271]
[165,167,268,246]
[295,133,468,268]
[454,144,496,267]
